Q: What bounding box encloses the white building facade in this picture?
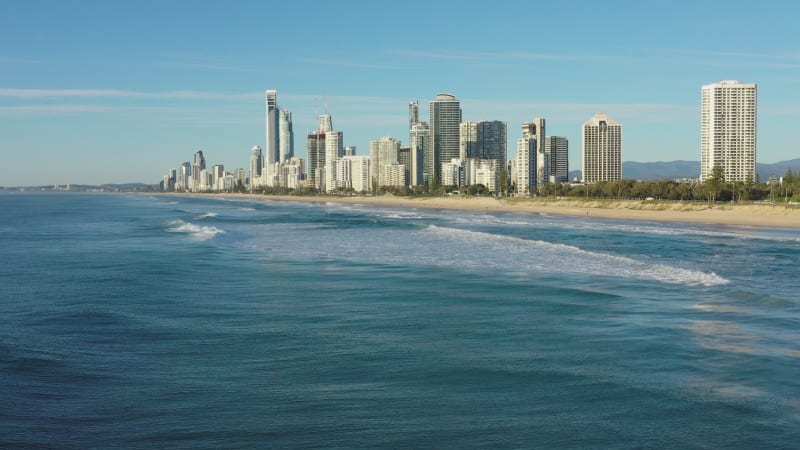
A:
[582,113,622,183]
[700,80,757,183]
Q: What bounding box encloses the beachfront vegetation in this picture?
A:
[242,168,800,204]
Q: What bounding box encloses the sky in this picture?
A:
[2,0,799,186]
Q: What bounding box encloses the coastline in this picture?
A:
[170,192,800,228]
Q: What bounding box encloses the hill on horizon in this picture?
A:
[568,158,800,182]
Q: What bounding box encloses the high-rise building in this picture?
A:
[459,120,507,174]
[318,114,332,133]
[530,118,548,188]
[345,146,356,156]
[429,94,462,185]
[279,109,294,162]
[515,119,544,194]
[325,131,344,192]
[409,100,419,127]
[307,131,326,188]
[275,157,305,190]
[410,122,430,186]
[212,164,225,190]
[235,168,246,188]
[545,136,569,183]
[265,90,279,168]
[370,136,401,187]
[178,162,191,191]
[516,129,536,195]
[700,80,757,183]
[582,113,622,183]
[398,147,411,187]
[249,145,263,189]
[342,155,371,193]
[382,163,408,188]
[191,150,206,191]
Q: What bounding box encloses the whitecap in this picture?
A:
[424,225,729,287]
[166,220,224,240]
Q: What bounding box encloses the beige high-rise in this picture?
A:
[582,113,621,183]
[700,80,757,183]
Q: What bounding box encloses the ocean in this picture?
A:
[1,192,798,448]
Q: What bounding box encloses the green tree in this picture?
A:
[498,170,509,196]
[705,165,725,203]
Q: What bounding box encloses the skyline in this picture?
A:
[2,1,800,186]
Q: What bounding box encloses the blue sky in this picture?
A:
[2,0,799,186]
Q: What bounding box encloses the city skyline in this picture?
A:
[2,1,799,186]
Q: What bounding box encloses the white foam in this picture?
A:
[196,212,218,219]
[424,225,729,287]
[166,220,224,240]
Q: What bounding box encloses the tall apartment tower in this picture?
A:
[265,90,279,167]
[409,101,419,127]
[370,136,401,187]
[545,136,569,183]
[410,122,430,186]
[191,150,206,191]
[530,118,548,188]
[700,80,757,183]
[408,100,427,186]
[429,94,462,185]
[582,113,622,183]
[307,130,326,188]
[279,109,294,162]
[459,120,507,170]
[515,120,543,195]
[249,145,263,189]
[307,114,334,188]
[324,130,344,193]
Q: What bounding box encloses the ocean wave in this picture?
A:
[424,225,729,287]
[196,212,218,219]
[166,220,224,240]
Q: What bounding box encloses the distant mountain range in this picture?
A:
[568,158,800,182]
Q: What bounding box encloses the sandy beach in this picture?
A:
[185,193,800,228]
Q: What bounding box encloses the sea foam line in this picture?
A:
[425,225,729,287]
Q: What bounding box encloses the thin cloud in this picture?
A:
[0,56,40,64]
[463,99,697,123]
[0,88,259,100]
[664,48,800,61]
[390,49,644,64]
[296,57,411,70]
[151,61,261,72]
[660,48,800,68]
[0,105,119,115]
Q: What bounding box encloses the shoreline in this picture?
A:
[168,193,800,228]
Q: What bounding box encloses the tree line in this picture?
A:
[244,167,800,203]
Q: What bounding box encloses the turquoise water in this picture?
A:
[1,193,798,448]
